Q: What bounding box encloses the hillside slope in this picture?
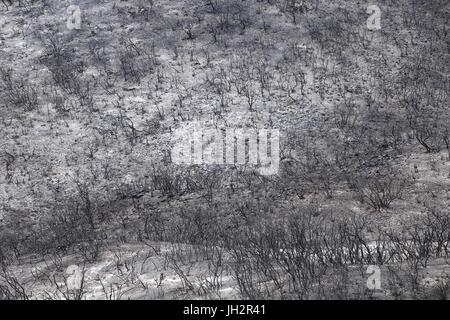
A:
[0,0,449,300]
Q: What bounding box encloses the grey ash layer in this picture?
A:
[0,0,449,300]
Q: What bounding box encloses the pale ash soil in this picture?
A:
[0,0,449,299]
